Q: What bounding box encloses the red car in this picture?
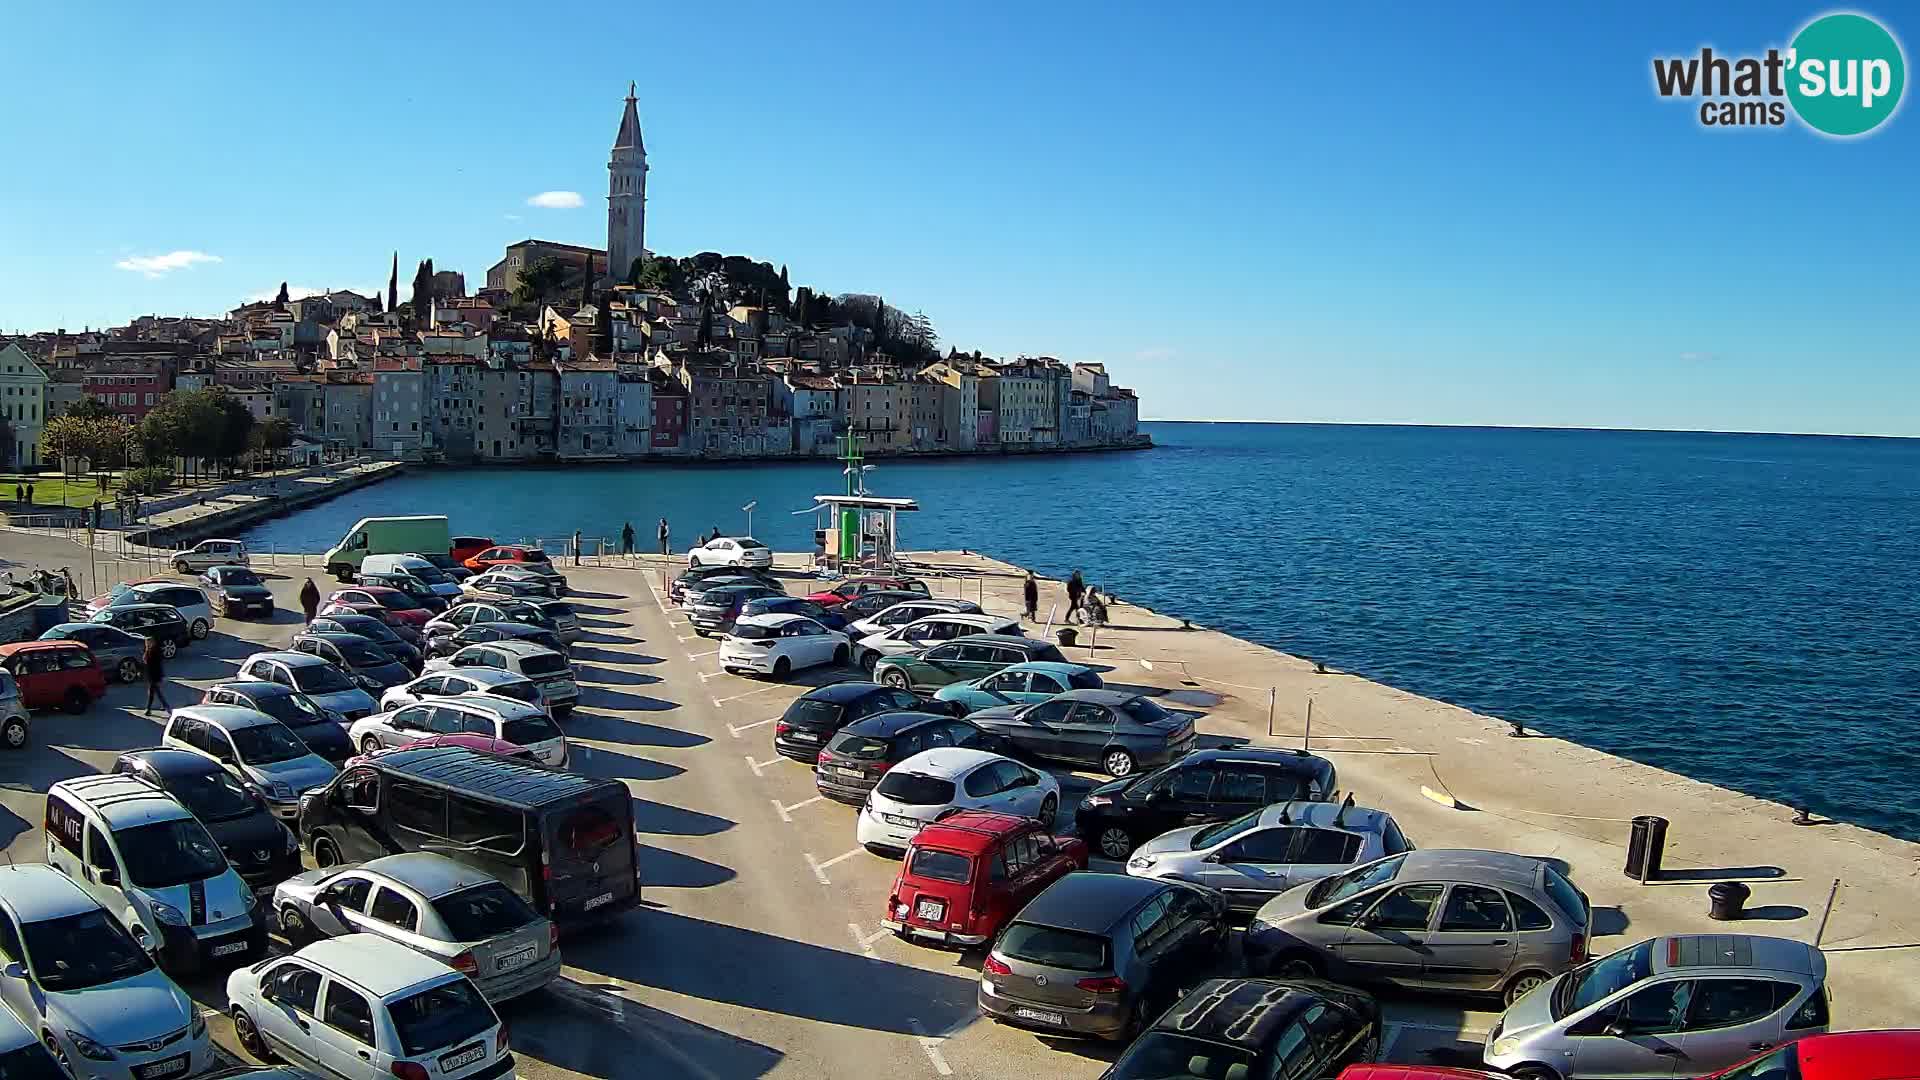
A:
[805,576,931,608]
[450,535,496,564]
[348,733,534,767]
[883,810,1087,948]
[463,544,551,573]
[1337,1069,1498,1080]
[324,585,433,628]
[1700,1029,1920,1079]
[0,641,107,714]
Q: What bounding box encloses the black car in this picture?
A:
[111,748,302,889]
[689,583,786,635]
[739,595,849,632]
[89,602,192,655]
[199,679,355,764]
[420,552,473,582]
[967,689,1197,778]
[772,682,923,763]
[308,613,423,671]
[289,631,413,691]
[426,620,568,659]
[1075,748,1340,861]
[813,711,1008,804]
[200,565,276,618]
[834,589,928,622]
[669,564,779,602]
[1098,978,1380,1080]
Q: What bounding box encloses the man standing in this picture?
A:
[657,518,670,556]
[573,529,583,566]
[1022,570,1039,620]
[299,578,321,623]
[142,636,169,716]
[1065,570,1086,625]
[23,483,32,505]
[621,522,635,555]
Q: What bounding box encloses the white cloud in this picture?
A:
[115,250,221,278]
[526,190,584,209]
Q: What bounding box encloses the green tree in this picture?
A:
[594,292,613,357]
[776,264,791,313]
[513,257,572,308]
[410,258,435,326]
[66,397,113,421]
[626,257,645,287]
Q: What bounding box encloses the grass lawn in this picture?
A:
[0,473,121,507]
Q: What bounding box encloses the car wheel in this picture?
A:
[40,1032,70,1074]
[1102,748,1137,777]
[160,638,178,659]
[1270,950,1324,980]
[1036,794,1057,828]
[833,644,849,666]
[175,559,192,575]
[1,718,26,750]
[1097,827,1134,861]
[772,657,791,680]
[881,669,910,690]
[279,904,311,943]
[312,837,341,868]
[360,735,383,754]
[1511,1067,1560,1080]
[117,658,142,683]
[231,1008,275,1062]
[190,618,210,639]
[62,688,89,715]
[861,651,879,674]
[1355,1031,1379,1063]
[1504,970,1552,1007]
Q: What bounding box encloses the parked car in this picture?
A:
[360,554,463,600]
[197,564,276,618]
[738,594,849,631]
[225,933,512,1080]
[425,620,568,660]
[967,688,1197,778]
[419,552,473,584]
[88,581,214,639]
[855,613,1023,671]
[680,574,769,611]
[805,576,930,608]
[111,749,302,890]
[290,631,415,692]
[667,563,762,602]
[1338,1070,1498,1080]
[856,748,1061,853]
[308,613,424,672]
[720,612,851,679]
[0,996,64,1079]
[686,535,773,569]
[324,586,433,629]
[0,864,216,1080]
[978,872,1230,1042]
[871,633,1071,695]
[836,588,936,622]
[816,711,1007,804]
[236,652,380,721]
[1127,798,1411,912]
[88,603,193,657]
[1693,1029,1920,1080]
[516,597,579,642]
[357,570,451,614]
[1102,978,1382,1080]
[0,640,106,713]
[39,620,148,682]
[315,598,426,646]
[1485,934,1831,1079]
[299,746,640,929]
[348,733,536,768]
[350,694,569,768]
[689,583,787,636]
[462,574,555,602]
[845,597,984,639]
[200,681,355,765]
[462,544,552,574]
[272,853,561,1003]
[884,810,1088,948]
[1077,748,1342,861]
[381,668,546,714]
[0,672,28,750]
[172,537,249,574]
[934,660,1103,714]
[424,599,558,645]
[449,536,496,565]
[1245,850,1592,1007]
[772,682,923,763]
[44,773,268,973]
[424,641,578,715]
[162,705,340,821]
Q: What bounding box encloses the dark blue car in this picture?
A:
[739,595,848,632]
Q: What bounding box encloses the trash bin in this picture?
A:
[1709,882,1750,921]
[1624,815,1669,882]
[1056,627,1078,648]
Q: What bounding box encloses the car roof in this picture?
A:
[50,773,192,828]
[0,639,86,654]
[292,933,464,998]
[360,852,499,899]
[0,864,105,923]
[439,667,532,686]
[1004,661,1094,676]
[213,679,293,699]
[1150,978,1338,1051]
[1017,872,1167,933]
[340,585,402,597]
[1181,746,1332,773]
[1651,934,1824,977]
[1051,688,1141,706]
[736,612,813,629]
[1793,1031,1920,1079]
[842,710,953,737]
[1394,849,1546,889]
[1256,801,1393,833]
[799,681,892,704]
[467,622,548,637]
[248,650,326,667]
[909,613,1013,628]
[301,631,382,646]
[368,746,624,809]
[109,602,183,615]
[950,633,1043,647]
[893,747,1006,778]
[439,694,548,720]
[468,640,560,658]
[912,810,1030,854]
[48,621,117,634]
[119,747,229,779]
[175,704,284,731]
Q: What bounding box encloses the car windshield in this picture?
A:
[784,698,845,728]
[488,680,541,706]
[218,568,264,587]
[116,818,228,888]
[737,537,765,549]
[1106,1032,1256,1079]
[518,653,568,677]
[997,923,1109,971]
[375,591,424,611]
[21,909,155,992]
[876,772,956,806]
[335,640,389,666]
[1555,940,1655,1020]
[388,977,497,1056]
[1119,697,1173,725]
[0,1040,65,1080]
[502,715,562,745]
[730,623,778,641]
[293,664,355,693]
[1306,854,1406,908]
[825,731,889,759]
[431,882,539,942]
[231,722,311,764]
[337,618,398,642]
[409,564,452,585]
[169,768,260,822]
[907,847,972,884]
[1192,808,1263,849]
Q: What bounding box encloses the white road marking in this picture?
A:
[685,649,718,660]
[551,978,728,1080]
[847,922,880,957]
[639,575,675,619]
[805,848,862,884]
[908,1019,954,1077]
[745,755,784,777]
[712,683,784,704]
[677,634,696,643]
[773,794,825,821]
[727,715,779,739]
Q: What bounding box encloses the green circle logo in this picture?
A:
[1787,13,1906,136]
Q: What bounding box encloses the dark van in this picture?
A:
[296,745,639,932]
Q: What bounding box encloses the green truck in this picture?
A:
[323,515,452,580]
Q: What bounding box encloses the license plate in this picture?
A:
[137,1056,189,1080]
[834,767,864,778]
[439,1044,487,1072]
[1013,1007,1065,1026]
[788,732,817,743]
[884,813,922,829]
[583,891,615,911]
[495,945,538,972]
[915,898,945,921]
[211,940,250,957]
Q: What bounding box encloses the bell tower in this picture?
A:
[607,82,648,285]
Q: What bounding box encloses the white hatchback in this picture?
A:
[687,536,773,569]
[854,748,1060,853]
[718,613,849,679]
[843,597,982,640]
[854,613,1021,671]
[350,694,569,768]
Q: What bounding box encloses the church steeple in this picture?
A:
[614,82,644,152]
[607,82,649,285]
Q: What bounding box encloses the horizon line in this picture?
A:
[1139,418,1920,442]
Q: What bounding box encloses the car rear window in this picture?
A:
[518,653,568,677]
[221,569,264,586]
[997,923,1109,971]
[825,731,889,759]
[388,978,496,1056]
[431,882,539,941]
[907,847,973,884]
[730,623,777,641]
[522,549,550,562]
[876,772,956,806]
[1027,644,1068,664]
[489,680,542,706]
[784,698,845,729]
[502,715,562,745]
[1119,697,1173,725]
[738,538,765,549]
[554,804,625,860]
[1543,866,1587,923]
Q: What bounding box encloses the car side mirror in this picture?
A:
[2,961,23,980]
[97,868,120,886]
[1144,789,1168,804]
[1603,1021,1629,1038]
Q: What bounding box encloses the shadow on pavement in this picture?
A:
[569,645,655,667]
[572,631,650,649]
[575,715,706,748]
[576,687,679,713]
[632,798,733,837]
[576,745,686,783]
[637,844,736,890]
[506,978,784,1079]
[576,665,664,687]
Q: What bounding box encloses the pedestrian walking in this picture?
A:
[90,499,102,529]
[573,530,583,566]
[299,577,320,623]
[621,522,635,555]
[1065,569,1086,625]
[657,518,670,556]
[709,525,722,544]
[1022,570,1039,620]
[143,636,169,715]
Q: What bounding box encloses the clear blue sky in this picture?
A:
[1,3,1913,434]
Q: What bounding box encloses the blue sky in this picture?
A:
[1,3,1913,434]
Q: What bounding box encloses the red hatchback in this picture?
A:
[463,544,551,573]
[1701,1029,1920,1079]
[450,535,496,564]
[806,576,930,608]
[884,810,1087,948]
[1337,1069,1499,1080]
[324,585,433,628]
[0,641,108,713]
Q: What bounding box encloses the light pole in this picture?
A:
[742,500,756,537]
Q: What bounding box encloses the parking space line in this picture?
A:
[712,683,785,705]
[907,1019,954,1077]
[745,754,784,777]
[685,649,718,660]
[639,573,676,619]
[805,848,862,884]
[773,794,825,821]
[727,716,780,739]
[698,669,726,681]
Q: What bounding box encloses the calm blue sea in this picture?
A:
[242,423,1920,840]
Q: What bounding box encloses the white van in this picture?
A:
[360,554,462,599]
[44,774,268,975]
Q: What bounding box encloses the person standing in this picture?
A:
[621,522,635,555]
[23,483,32,505]
[142,636,169,716]
[657,518,670,556]
[11,484,19,502]
[1022,570,1039,620]
[90,499,102,529]
[299,577,320,623]
[573,530,583,566]
[1065,569,1086,625]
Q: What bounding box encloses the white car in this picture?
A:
[844,597,982,639]
[226,933,513,1080]
[855,748,1060,853]
[423,641,578,714]
[89,581,216,640]
[380,668,547,714]
[854,613,1022,671]
[719,612,849,678]
[161,706,340,820]
[0,865,215,1080]
[349,694,570,767]
[687,536,773,569]
[172,538,249,574]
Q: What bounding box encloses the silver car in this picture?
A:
[1245,849,1591,1007]
[1484,934,1829,1080]
[0,672,28,750]
[271,852,561,1002]
[1125,798,1411,913]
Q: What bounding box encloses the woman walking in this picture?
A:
[299,578,321,623]
[142,636,169,716]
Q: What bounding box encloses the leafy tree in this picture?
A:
[65,397,113,421]
[513,257,572,308]
[626,257,645,287]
